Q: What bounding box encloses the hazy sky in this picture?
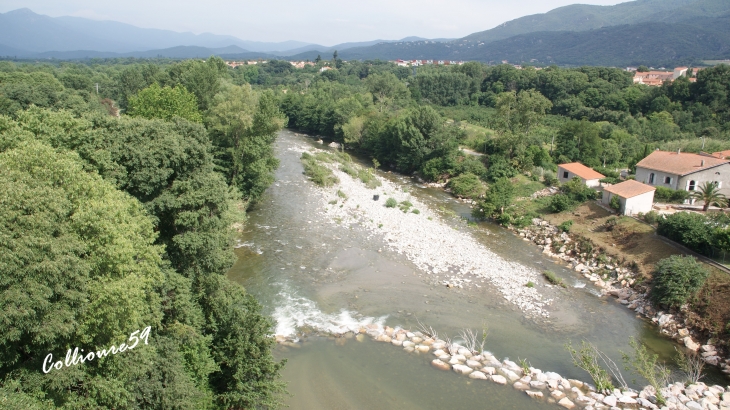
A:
[1,0,629,45]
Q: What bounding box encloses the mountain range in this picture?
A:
[1,0,730,66]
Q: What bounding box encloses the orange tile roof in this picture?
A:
[558,163,605,180]
[712,150,730,159]
[604,180,655,199]
[636,151,729,176]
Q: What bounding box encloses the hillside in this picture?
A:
[461,0,729,44]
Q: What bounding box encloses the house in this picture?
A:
[602,180,656,216]
[635,150,730,195]
[557,163,605,187]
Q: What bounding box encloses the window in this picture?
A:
[715,181,723,189]
[664,176,672,184]
[688,180,696,191]
[649,173,655,184]
[563,171,569,179]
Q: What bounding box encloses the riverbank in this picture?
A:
[295,144,553,319]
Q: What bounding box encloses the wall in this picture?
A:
[635,167,679,190]
[601,190,654,216]
[558,167,600,187]
[636,164,730,196]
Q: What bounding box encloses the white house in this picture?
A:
[635,150,730,196]
[602,180,655,216]
[557,163,605,187]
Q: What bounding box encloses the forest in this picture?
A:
[0,57,287,409]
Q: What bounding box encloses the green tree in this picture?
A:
[127,83,203,123]
[474,178,514,217]
[207,86,286,201]
[651,255,709,308]
[365,72,410,112]
[690,181,726,212]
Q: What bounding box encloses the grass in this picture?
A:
[340,162,358,178]
[385,198,397,208]
[301,153,339,187]
[399,200,413,212]
[543,271,567,288]
[511,175,546,198]
[412,209,420,214]
[337,190,347,199]
[358,168,381,189]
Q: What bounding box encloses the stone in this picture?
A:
[530,381,547,390]
[678,328,690,337]
[406,332,415,338]
[602,396,617,407]
[684,337,701,351]
[618,396,637,405]
[702,345,717,353]
[391,339,402,346]
[466,360,483,369]
[568,379,584,388]
[491,375,507,385]
[453,364,473,375]
[403,346,414,353]
[481,367,496,375]
[469,371,488,380]
[415,345,430,353]
[457,348,472,357]
[513,382,530,391]
[396,333,406,341]
[574,264,586,272]
[526,391,544,399]
[452,354,467,362]
[575,396,596,406]
[558,397,575,409]
[378,335,392,343]
[448,357,463,365]
[355,334,365,342]
[433,349,445,356]
[686,401,703,410]
[402,341,415,348]
[411,337,423,344]
[498,368,520,382]
[431,359,450,371]
[551,390,566,400]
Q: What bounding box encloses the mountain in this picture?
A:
[280,37,453,56]
[0,8,314,54]
[461,0,729,44]
[288,14,730,67]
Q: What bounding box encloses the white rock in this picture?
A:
[469,371,487,380]
[491,375,507,385]
[481,367,496,375]
[453,364,473,375]
[558,397,575,409]
[602,396,617,407]
[431,359,450,371]
[466,360,482,369]
[526,391,544,399]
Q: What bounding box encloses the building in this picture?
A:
[601,180,656,216]
[712,150,730,160]
[557,163,605,187]
[635,150,730,195]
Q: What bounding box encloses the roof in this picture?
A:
[558,163,605,180]
[604,180,656,199]
[712,150,730,159]
[635,150,729,176]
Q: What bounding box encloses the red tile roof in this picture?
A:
[712,150,730,159]
[636,151,729,176]
[604,180,655,199]
[558,163,605,180]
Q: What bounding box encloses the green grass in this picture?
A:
[385,198,398,208]
[337,190,347,199]
[358,168,381,189]
[412,209,420,214]
[543,271,567,288]
[512,175,546,198]
[399,200,413,212]
[301,153,339,187]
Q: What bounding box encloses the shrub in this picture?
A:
[609,195,621,211]
[600,177,621,184]
[561,177,599,202]
[301,155,339,187]
[657,212,713,255]
[651,255,709,308]
[559,220,573,232]
[447,172,485,199]
[550,194,574,213]
[385,198,398,208]
[340,162,358,178]
[486,155,517,182]
[543,170,558,186]
[411,208,420,214]
[358,168,381,189]
[655,186,690,203]
[526,281,535,288]
[337,190,347,199]
[643,210,660,225]
[399,200,413,212]
[544,271,567,287]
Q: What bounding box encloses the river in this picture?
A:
[227,130,713,409]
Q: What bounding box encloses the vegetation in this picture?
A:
[656,212,730,257]
[543,271,567,288]
[0,57,286,408]
[690,181,727,211]
[651,256,710,308]
[654,186,689,203]
[301,152,339,187]
[447,172,485,199]
[621,337,671,405]
[566,341,616,395]
[558,220,573,233]
[385,197,398,208]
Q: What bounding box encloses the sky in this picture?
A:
[0,0,629,46]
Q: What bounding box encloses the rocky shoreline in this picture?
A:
[514,219,730,379]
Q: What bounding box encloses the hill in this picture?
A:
[461,0,729,44]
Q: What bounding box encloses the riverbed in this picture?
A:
[228,130,698,409]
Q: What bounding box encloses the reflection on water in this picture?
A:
[227,130,723,409]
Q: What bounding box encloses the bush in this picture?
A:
[651,255,709,308]
[561,177,599,202]
[643,210,660,225]
[550,194,574,213]
[559,220,573,232]
[340,162,358,178]
[358,168,381,189]
[610,195,621,211]
[486,155,517,182]
[447,172,485,199]
[543,170,558,186]
[655,186,690,203]
[385,197,398,208]
[301,154,339,187]
[544,271,566,287]
[657,212,713,255]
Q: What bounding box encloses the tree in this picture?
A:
[207,86,286,201]
[651,255,709,308]
[691,181,726,212]
[315,54,322,63]
[657,212,714,255]
[365,72,410,112]
[637,66,649,73]
[474,178,514,218]
[333,50,338,61]
[127,83,203,123]
[600,139,622,167]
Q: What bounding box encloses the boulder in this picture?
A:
[391,339,402,346]
[551,390,566,400]
[513,382,530,391]
[469,371,488,380]
[684,337,701,351]
[452,364,473,375]
[526,391,544,399]
[558,397,575,409]
[529,381,547,390]
[602,395,617,407]
[416,345,430,353]
[491,375,507,385]
[431,359,450,371]
[466,360,483,369]
[480,367,496,375]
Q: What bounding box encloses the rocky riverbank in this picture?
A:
[297,146,553,318]
[515,218,730,378]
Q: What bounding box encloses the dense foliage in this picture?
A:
[651,256,710,308]
[657,211,730,258]
[0,58,285,408]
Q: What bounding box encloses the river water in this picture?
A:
[227,130,711,409]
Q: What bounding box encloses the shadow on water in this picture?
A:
[228,130,725,409]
